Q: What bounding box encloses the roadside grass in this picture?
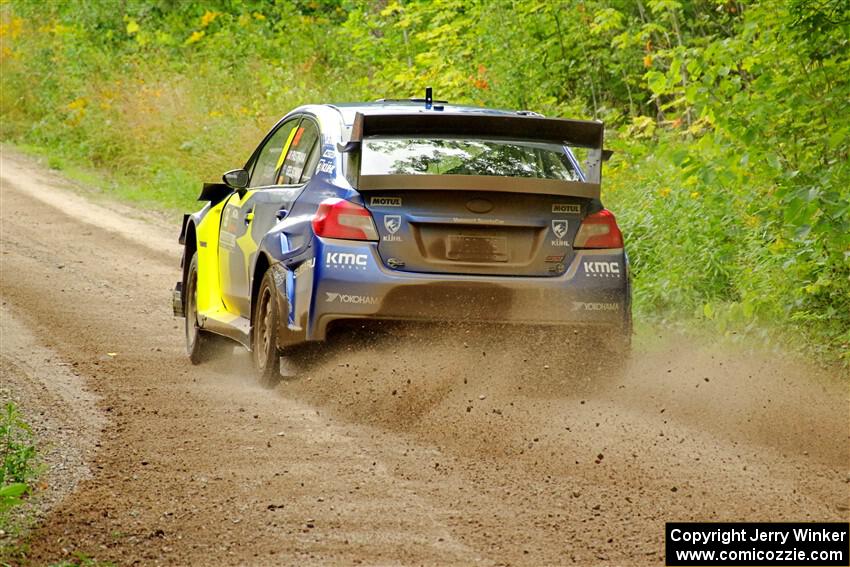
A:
[0,402,39,519]
[10,142,201,213]
[0,401,40,563]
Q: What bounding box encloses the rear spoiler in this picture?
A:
[341,111,606,190]
[343,112,603,148]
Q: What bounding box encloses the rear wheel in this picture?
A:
[252,269,280,387]
[185,252,214,365]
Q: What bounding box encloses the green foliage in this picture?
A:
[1,0,847,364]
[0,402,38,521]
[0,484,27,515]
[606,0,850,362]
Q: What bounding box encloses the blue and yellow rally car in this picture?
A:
[173,95,631,384]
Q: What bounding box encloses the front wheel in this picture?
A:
[252,269,280,387]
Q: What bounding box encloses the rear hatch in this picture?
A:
[351,115,604,277]
[367,190,586,276]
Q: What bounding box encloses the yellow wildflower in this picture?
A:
[67,97,88,111]
[200,11,219,28]
[0,17,24,39]
[185,30,205,45]
[50,23,73,35]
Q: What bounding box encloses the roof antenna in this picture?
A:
[425,86,432,110]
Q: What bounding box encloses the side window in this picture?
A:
[300,137,322,184]
[249,118,300,188]
[277,119,320,185]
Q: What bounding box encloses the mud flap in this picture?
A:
[172,282,184,318]
[279,356,298,378]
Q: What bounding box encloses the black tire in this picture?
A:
[252,269,280,387]
[185,251,214,365]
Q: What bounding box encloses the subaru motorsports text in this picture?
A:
[172,98,631,385]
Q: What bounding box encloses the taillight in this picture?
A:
[312,198,379,241]
[574,209,624,249]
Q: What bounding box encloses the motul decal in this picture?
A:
[370,196,402,207]
[552,204,582,214]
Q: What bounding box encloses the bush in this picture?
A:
[0,402,39,522]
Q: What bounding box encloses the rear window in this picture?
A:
[361,138,581,181]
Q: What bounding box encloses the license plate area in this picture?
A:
[446,234,508,262]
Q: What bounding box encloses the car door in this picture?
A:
[218,116,321,317]
[219,117,300,316]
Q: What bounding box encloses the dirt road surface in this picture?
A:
[1,149,848,566]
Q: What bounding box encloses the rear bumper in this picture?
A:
[303,239,630,341]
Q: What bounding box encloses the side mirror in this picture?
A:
[223,169,249,190]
